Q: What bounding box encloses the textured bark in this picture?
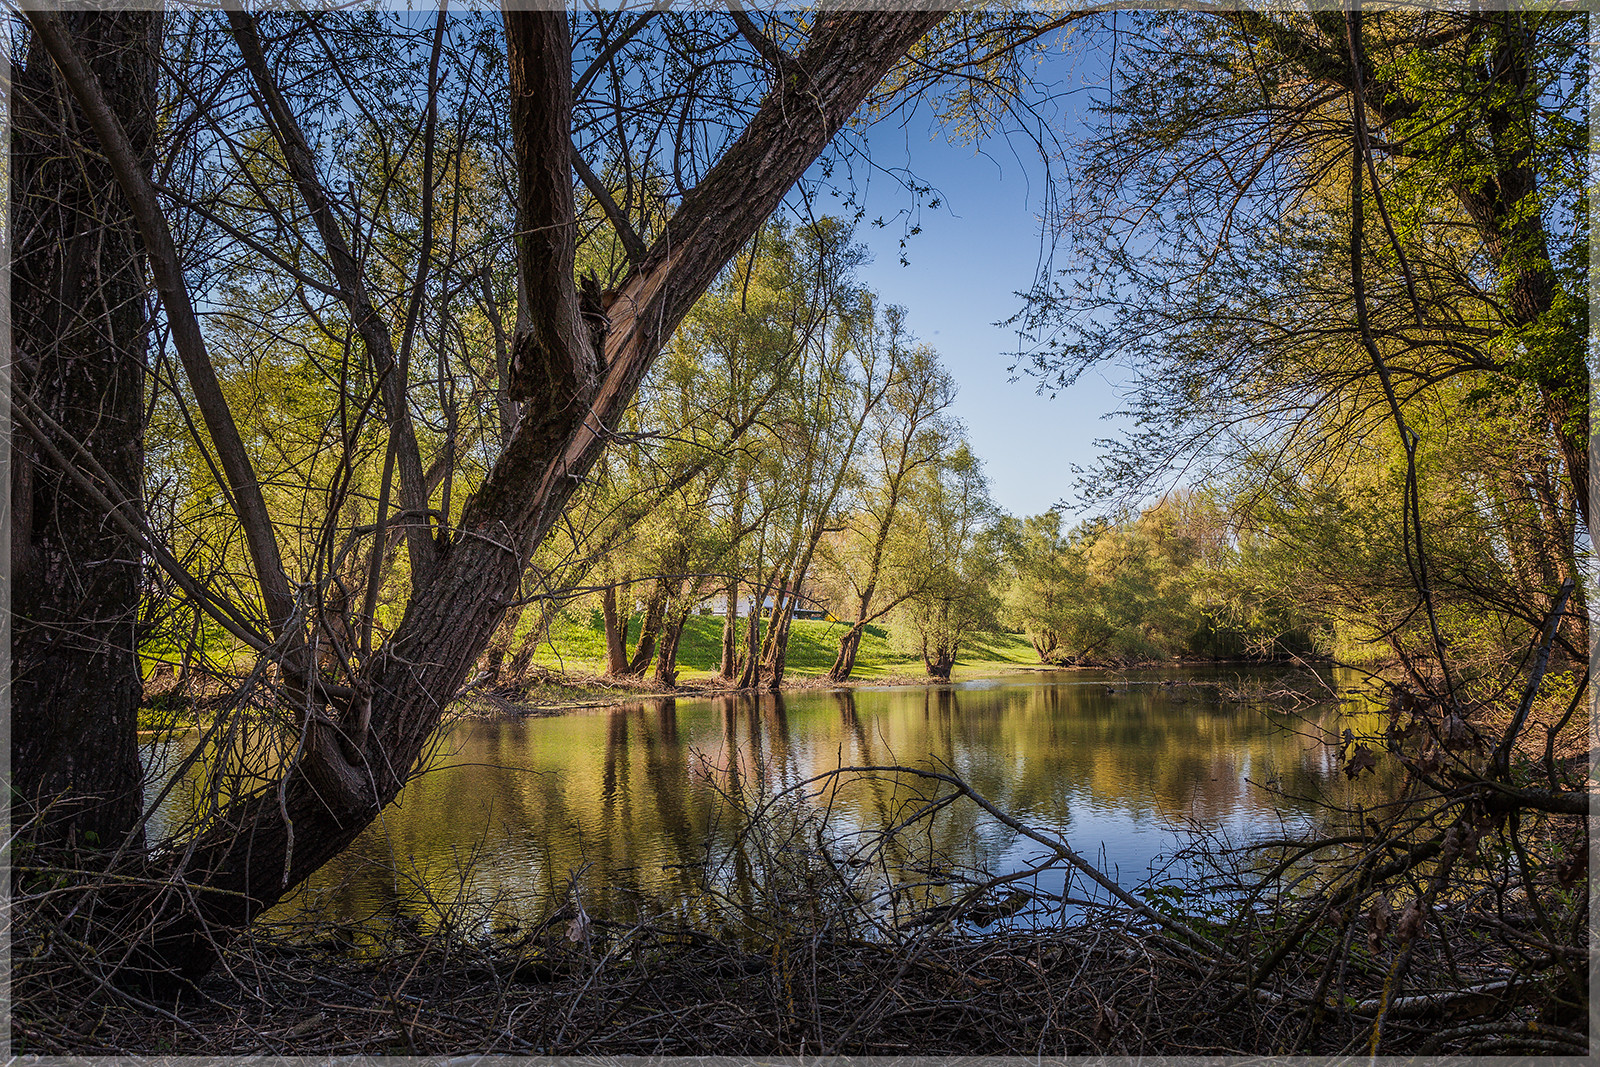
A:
[20,6,295,639]
[600,582,631,676]
[9,9,158,853]
[626,580,668,676]
[718,576,741,679]
[83,6,947,981]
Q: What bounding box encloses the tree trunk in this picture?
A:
[718,576,741,679]
[828,578,881,682]
[829,622,866,682]
[765,602,795,690]
[736,575,770,689]
[601,581,631,676]
[627,579,668,675]
[654,588,694,687]
[9,9,158,854]
[758,567,791,666]
[924,647,955,682]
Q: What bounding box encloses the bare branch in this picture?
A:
[19,4,297,637]
[571,141,648,268]
[226,10,440,588]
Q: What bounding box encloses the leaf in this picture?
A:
[1366,896,1393,954]
[1344,743,1379,779]
[1396,897,1426,941]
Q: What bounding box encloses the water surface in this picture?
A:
[148,668,1385,940]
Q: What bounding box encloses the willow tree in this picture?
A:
[1020,6,1587,658]
[12,3,958,981]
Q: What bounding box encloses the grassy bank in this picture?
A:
[524,611,1038,682]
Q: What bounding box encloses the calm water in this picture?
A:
[146,668,1388,941]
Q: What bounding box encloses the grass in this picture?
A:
[525,610,1038,682]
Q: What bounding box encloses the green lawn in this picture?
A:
[526,611,1038,681]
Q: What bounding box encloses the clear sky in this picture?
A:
[829,71,1129,521]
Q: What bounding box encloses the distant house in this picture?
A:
[697,581,835,622]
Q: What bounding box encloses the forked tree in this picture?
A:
[12,4,953,980]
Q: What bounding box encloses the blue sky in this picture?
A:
[829,60,1129,521]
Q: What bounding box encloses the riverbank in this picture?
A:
[457,658,1336,719]
[457,664,1026,717]
[6,914,1225,1055]
[15,890,1579,1057]
[77,666,1590,1057]
[139,656,1333,734]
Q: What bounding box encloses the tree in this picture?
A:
[10,7,159,854]
[993,512,1076,663]
[14,4,948,981]
[895,445,998,681]
[820,341,957,680]
[1017,6,1586,661]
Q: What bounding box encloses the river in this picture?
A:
[145,667,1390,946]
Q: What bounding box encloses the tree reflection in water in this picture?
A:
[146,669,1395,946]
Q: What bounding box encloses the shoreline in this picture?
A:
[138,656,1336,734]
[457,656,1336,718]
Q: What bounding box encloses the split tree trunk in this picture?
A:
[601,582,632,676]
[829,622,867,682]
[654,587,695,687]
[718,577,741,679]
[38,5,945,982]
[627,579,669,675]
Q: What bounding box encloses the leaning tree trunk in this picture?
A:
[9,9,159,855]
[764,593,797,690]
[828,622,866,682]
[828,580,880,682]
[626,578,669,675]
[36,6,946,982]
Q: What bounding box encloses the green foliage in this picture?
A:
[1011,8,1588,671]
[995,494,1322,665]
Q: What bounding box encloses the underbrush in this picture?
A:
[12,720,1587,1056]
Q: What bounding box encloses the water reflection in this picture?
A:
[147,669,1391,941]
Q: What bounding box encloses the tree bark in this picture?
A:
[9,9,159,854]
[718,576,741,679]
[654,585,694,687]
[828,622,866,682]
[627,579,668,675]
[601,581,632,676]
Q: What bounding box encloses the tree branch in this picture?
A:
[19,4,297,637]
[504,9,598,410]
[573,1,670,100]
[226,10,440,588]
[728,3,793,74]
[570,141,648,268]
